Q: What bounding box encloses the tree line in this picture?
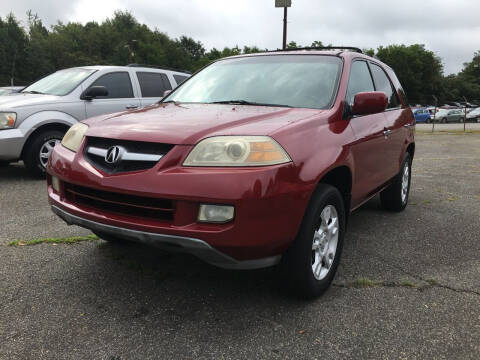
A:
[1,11,479,105]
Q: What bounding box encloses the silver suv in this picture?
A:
[0,65,190,176]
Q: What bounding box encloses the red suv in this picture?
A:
[47,48,415,298]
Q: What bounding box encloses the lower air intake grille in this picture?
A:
[64,183,175,221]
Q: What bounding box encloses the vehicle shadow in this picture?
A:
[0,162,42,183]
[75,196,388,309]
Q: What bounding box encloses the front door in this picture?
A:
[85,72,141,119]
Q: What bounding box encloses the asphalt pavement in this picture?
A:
[0,132,479,359]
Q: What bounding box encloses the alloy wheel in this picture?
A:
[311,205,339,280]
[39,139,60,168]
[401,162,410,203]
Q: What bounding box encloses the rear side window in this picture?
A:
[90,72,133,98]
[137,72,172,97]
[346,61,374,105]
[370,63,400,109]
[173,74,189,85]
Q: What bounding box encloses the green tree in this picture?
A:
[375,44,443,104]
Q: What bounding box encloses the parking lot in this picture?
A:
[1,131,479,359]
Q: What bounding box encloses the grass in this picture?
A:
[7,234,98,247]
[399,279,419,288]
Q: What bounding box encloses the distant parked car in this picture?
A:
[0,65,190,175]
[412,108,431,123]
[0,86,23,96]
[466,107,480,122]
[433,109,464,123]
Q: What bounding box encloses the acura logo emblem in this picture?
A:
[105,146,124,164]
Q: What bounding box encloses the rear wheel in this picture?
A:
[24,130,64,178]
[380,153,411,212]
[442,117,447,123]
[281,184,345,299]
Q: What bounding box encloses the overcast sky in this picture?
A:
[1,0,479,74]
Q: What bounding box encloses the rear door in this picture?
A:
[347,60,390,206]
[85,71,141,118]
[136,71,173,107]
[369,62,407,179]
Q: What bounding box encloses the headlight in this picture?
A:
[0,112,16,129]
[61,123,88,153]
[183,136,291,167]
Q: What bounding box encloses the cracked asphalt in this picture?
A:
[1,132,479,359]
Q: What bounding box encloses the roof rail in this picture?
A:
[271,46,363,54]
[127,64,192,74]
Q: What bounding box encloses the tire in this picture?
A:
[23,130,65,178]
[442,118,447,123]
[281,184,346,299]
[380,153,412,212]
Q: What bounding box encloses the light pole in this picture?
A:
[124,40,137,64]
[275,0,292,50]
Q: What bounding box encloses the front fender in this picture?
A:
[19,111,78,140]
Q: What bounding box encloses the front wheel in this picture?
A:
[380,153,411,212]
[24,130,64,178]
[281,184,346,299]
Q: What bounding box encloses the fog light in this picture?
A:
[52,176,60,193]
[198,204,235,223]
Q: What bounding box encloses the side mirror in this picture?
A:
[163,90,172,98]
[81,86,108,100]
[352,91,388,116]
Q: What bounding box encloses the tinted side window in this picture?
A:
[346,61,374,105]
[370,63,400,108]
[90,72,133,99]
[173,74,189,85]
[137,72,172,97]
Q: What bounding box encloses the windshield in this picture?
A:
[22,68,96,96]
[165,55,342,109]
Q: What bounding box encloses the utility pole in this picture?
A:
[275,0,292,50]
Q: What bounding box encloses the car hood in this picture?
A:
[84,103,323,145]
[0,93,62,109]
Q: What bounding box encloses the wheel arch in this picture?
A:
[317,165,353,220]
[406,142,415,160]
[21,122,71,160]
[19,111,77,159]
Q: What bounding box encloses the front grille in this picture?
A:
[84,137,174,174]
[64,183,175,221]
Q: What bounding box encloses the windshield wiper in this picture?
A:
[210,100,292,108]
[22,90,46,95]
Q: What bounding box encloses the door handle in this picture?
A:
[383,129,392,137]
[126,105,138,109]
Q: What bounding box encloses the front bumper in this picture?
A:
[52,205,280,269]
[47,142,313,266]
[0,129,25,161]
